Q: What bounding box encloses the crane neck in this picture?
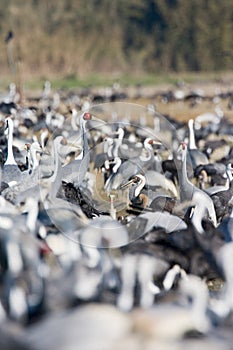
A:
[140,139,154,162]
[226,165,233,183]
[76,117,88,160]
[134,176,146,198]
[40,129,49,148]
[181,277,209,331]
[71,108,79,131]
[82,119,88,155]
[26,197,39,233]
[177,148,189,185]
[112,157,122,173]
[30,144,40,170]
[117,127,124,140]
[191,204,206,234]
[188,119,197,150]
[5,118,17,165]
[176,146,194,202]
[111,128,124,158]
[109,195,116,220]
[50,137,62,198]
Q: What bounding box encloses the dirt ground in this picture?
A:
[127,80,233,123]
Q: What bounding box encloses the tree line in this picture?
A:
[0,0,232,77]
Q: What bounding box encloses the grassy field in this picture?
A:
[1,70,233,92]
[1,70,232,124]
[26,70,233,91]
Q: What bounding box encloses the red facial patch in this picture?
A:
[39,241,53,255]
[181,141,186,150]
[83,112,92,121]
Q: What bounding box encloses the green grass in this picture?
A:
[1,70,232,93]
[28,70,233,90]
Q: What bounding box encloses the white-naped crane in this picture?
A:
[104,138,159,194]
[175,141,217,227]
[188,119,209,168]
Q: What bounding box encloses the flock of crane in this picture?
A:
[0,82,233,349]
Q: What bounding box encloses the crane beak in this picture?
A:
[177,144,182,153]
[66,142,82,150]
[120,178,135,189]
[36,144,51,155]
[23,143,44,153]
[41,148,51,155]
[152,140,162,146]
[35,145,44,153]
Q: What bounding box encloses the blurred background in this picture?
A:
[0,0,232,88]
